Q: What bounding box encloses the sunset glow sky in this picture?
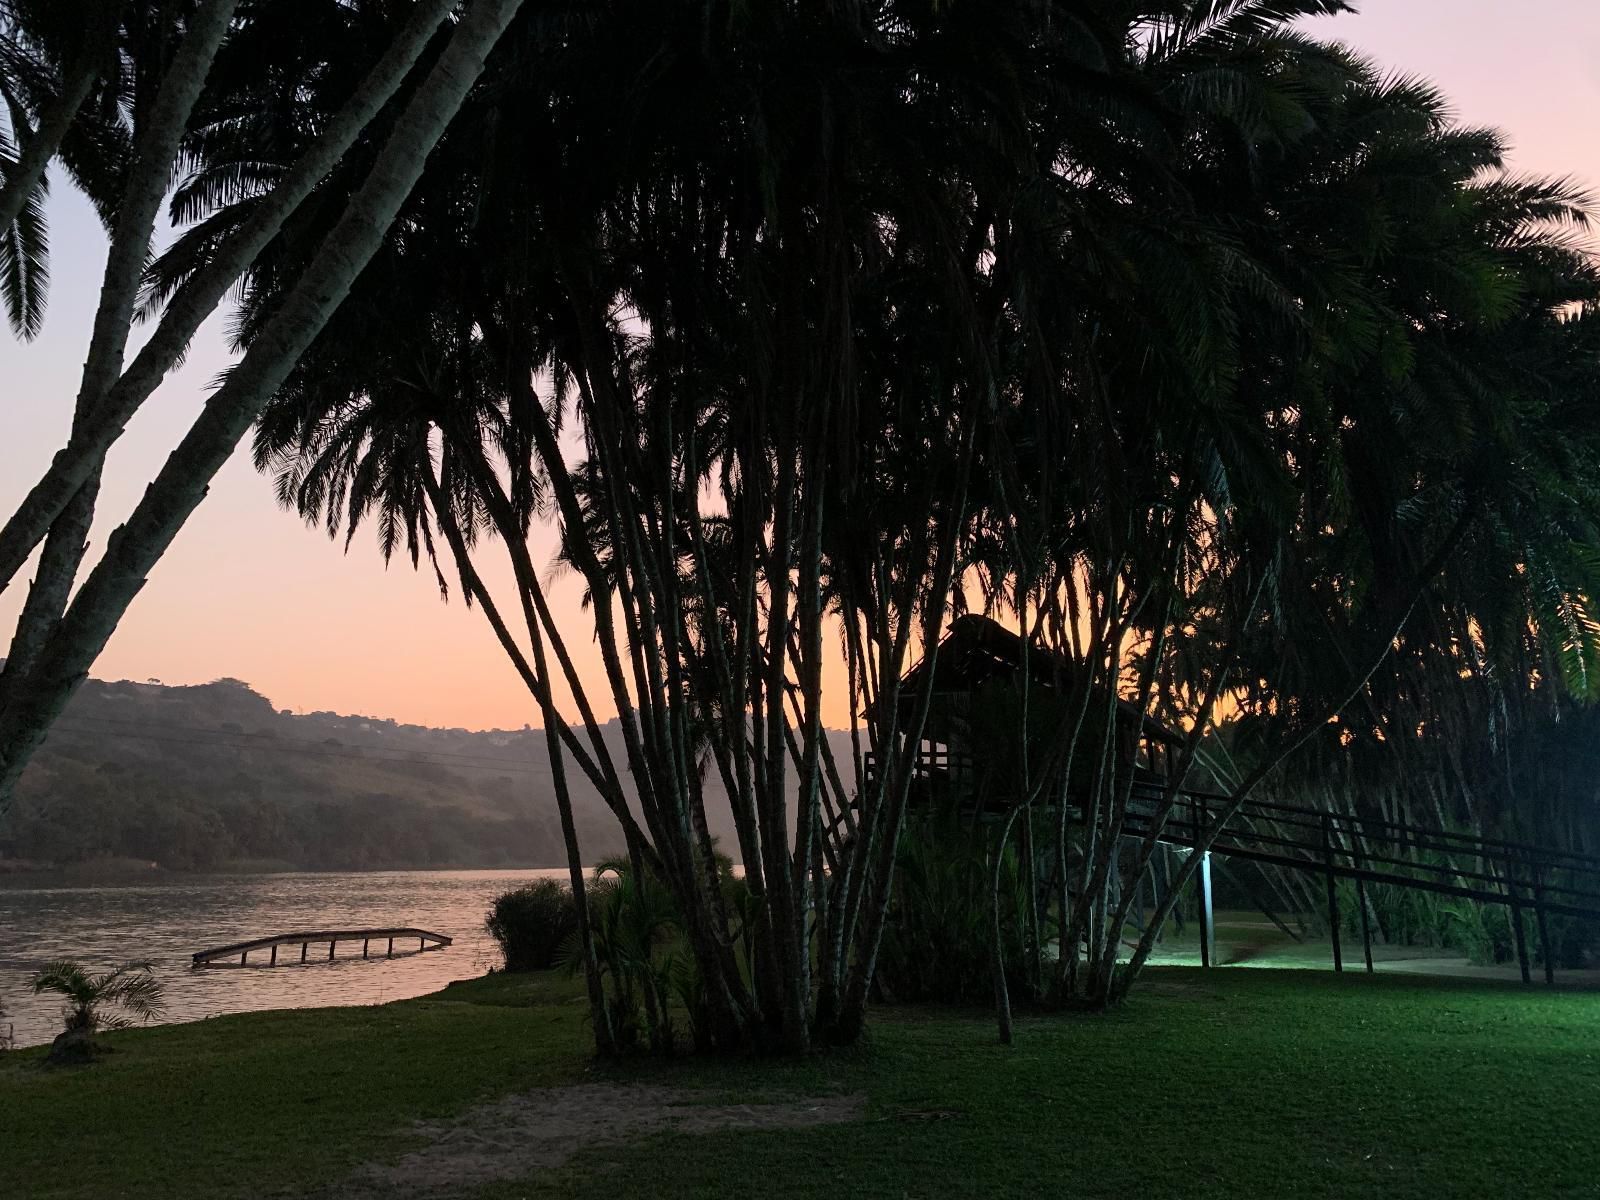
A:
[1,1,1596,731]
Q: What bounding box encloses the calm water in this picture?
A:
[0,868,562,1048]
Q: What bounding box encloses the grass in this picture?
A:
[4,967,1599,1199]
[0,971,592,1200]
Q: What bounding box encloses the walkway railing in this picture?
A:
[1138,785,1600,984]
[192,927,451,967]
[866,747,1600,984]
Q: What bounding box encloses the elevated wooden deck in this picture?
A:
[192,927,451,967]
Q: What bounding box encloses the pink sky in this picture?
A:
[1,1,1596,731]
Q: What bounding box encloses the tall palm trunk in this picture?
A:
[0,0,528,810]
[526,589,617,1057]
[0,478,98,700]
[421,472,613,1053]
[832,405,978,1043]
[0,0,459,595]
[0,0,239,711]
[991,806,1024,1044]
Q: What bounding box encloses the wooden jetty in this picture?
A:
[192,927,451,967]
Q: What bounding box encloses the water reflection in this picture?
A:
[0,868,562,1047]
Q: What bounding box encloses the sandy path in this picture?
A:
[334,1083,865,1198]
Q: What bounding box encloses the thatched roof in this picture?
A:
[895,614,1185,748]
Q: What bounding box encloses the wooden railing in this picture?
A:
[1139,786,1600,983]
[863,745,1600,983]
[192,927,451,967]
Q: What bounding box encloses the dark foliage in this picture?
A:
[876,809,1032,1005]
[485,879,579,972]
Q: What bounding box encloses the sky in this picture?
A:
[0,0,1597,732]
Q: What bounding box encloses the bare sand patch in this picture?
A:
[339,1083,865,1198]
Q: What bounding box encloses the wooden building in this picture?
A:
[875,614,1186,817]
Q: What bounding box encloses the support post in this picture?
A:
[1137,861,1147,934]
[1198,848,1215,969]
[270,944,278,966]
[240,950,247,966]
[1512,900,1531,984]
[1323,814,1343,973]
[1154,850,1168,943]
[329,941,336,960]
[1352,834,1374,974]
[1508,859,1532,985]
[1165,846,1185,936]
[301,942,309,964]
[362,938,370,959]
[1535,869,1555,986]
[1356,876,1373,974]
[387,937,394,958]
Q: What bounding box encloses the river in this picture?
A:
[0,868,558,1048]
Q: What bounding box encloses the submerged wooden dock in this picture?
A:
[192,927,451,967]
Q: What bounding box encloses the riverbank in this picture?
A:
[4,966,1598,1199]
[0,857,572,886]
[0,867,539,1047]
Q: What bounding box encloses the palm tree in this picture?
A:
[249,205,648,1054]
[31,959,165,1062]
[0,0,461,602]
[1102,67,1600,999]
[65,0,1600,1053]
[0,0,239,744]
[0,0,528,814]
[230,0,1489,1047]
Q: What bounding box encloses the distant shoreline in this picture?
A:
[0,857,573,887]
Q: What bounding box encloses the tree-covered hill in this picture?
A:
[0,673,755,872]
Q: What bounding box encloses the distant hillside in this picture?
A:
[0,674,841,873]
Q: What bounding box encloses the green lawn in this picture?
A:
[4,968,1598,1199]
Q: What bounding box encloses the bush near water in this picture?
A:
[486,880,579,972]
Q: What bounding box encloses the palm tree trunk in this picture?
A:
[0,0,527,810]
[424,471,653,862]
[834,403,977,1042]
[554,285,755,1051]
[0,0,458,595]
[0,478,97,707]
[992,806,1024,1045]
[78,0,240,422]
[527,590,616,1058]
[0,0,239,713]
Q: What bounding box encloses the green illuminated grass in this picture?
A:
[4,967,1598,1199]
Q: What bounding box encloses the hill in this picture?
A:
[0,674,833,873]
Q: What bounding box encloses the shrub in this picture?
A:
[564,868,685,1053]
[486,879,579,971]
[875,806,1033,1004]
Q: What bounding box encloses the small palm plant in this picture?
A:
[31,960,166,1063]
